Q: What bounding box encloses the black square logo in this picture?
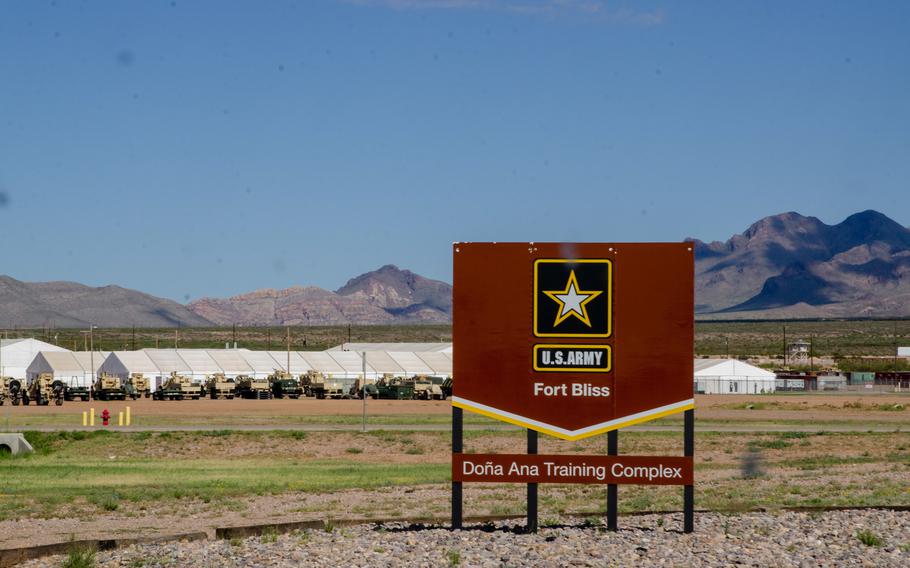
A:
[534,259,612,338]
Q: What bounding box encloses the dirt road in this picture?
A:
[2,393,908,429]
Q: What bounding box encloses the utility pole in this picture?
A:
[174,329,178,348]
[232,323,236,347]
[286,326,291,374]
[809,335,815,373]
[348,323,352,346]
[132,325,136,351]
[725,336,729,359]
[89,325,96,391]
[267,328,271,350]
[783,325,788,367]
[362,350,368,433]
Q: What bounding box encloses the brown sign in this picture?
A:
[453,454,693,485]
[452,243,694,440]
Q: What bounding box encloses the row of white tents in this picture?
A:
[23,345,454,391]
[3,338,779,394]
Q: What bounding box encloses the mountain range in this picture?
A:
[0,276,212,328]
[689,209,910,319]
[187,265,451,326]
[1,210,908,326]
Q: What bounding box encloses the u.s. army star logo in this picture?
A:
[542,270,602,328]
[534,259,612,338]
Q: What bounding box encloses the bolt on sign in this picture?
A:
[452,242,694,440]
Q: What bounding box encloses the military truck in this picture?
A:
[374,375,415,400]
[124,373,151,399]
[5,378,24,405]
[153,372,203,400]
[412,375,445,400]
[92,373,127,401]
[235,375,272,399]
[206,373,235,400]
[301,371,347,399]
[302,371,326,399]
[269,371,303,399]
[63,383,91,401]
[350,377,378,399]
[26,373,65,406]
[440,376,453,399]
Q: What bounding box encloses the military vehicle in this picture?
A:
[5,378,24,405]
[301,371,326,398]
[153,372,203,401]
[63,384,91,401]
[301,371,347,399]
[124,373,151,399]
[412,375,445,400]
[92,373,127,401]
[440,376,453,399]
[26,373,65,406]
[350,377,378,399]
[374,375,415,400]
[206,373,235,399]
[0,376,10,405]
[269,371,303,399]
[234,375,272,399]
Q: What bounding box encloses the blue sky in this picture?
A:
[1,0,908,302]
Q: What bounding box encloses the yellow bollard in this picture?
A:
[82,411,87,426]
[89,408,95,427]
[126,405,131,426]
[118,412,123,427]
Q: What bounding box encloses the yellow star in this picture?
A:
[542,270,603,328]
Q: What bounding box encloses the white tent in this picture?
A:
[99,351,163,390]
[177,350,221,383]
[299,351,345,376]
[328,342,452,353]
[694,359,777,394]
[26,352,93,388]
[388,351,434,375]
[266,351,312,375]
[208,350,254,379]
[899,347,910,357]
[361,351,405,375]
[415,352,452,376]
[328,351,377,377]
[71,351,109,386]
[240,350,286,378]
[1,338,69,379]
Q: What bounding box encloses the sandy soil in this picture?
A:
[3,393,909,428]
[2,429,909,551]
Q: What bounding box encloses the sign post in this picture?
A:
[451,242,695,532]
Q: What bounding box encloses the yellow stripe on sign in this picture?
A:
[451,401,694,441]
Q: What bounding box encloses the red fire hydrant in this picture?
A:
[102,409,110,427]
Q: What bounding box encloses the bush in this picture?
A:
[856,529,884,547]
[62,545,96,568]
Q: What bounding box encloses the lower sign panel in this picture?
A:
[453,454,693,485]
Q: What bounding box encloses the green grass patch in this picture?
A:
[856,529,885,547]
[62,545,97,568]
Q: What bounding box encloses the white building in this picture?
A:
[899,347,910,358]
[0,338,70,379]
[694,359,777,394]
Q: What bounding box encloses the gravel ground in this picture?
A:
[16,509,910,567]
